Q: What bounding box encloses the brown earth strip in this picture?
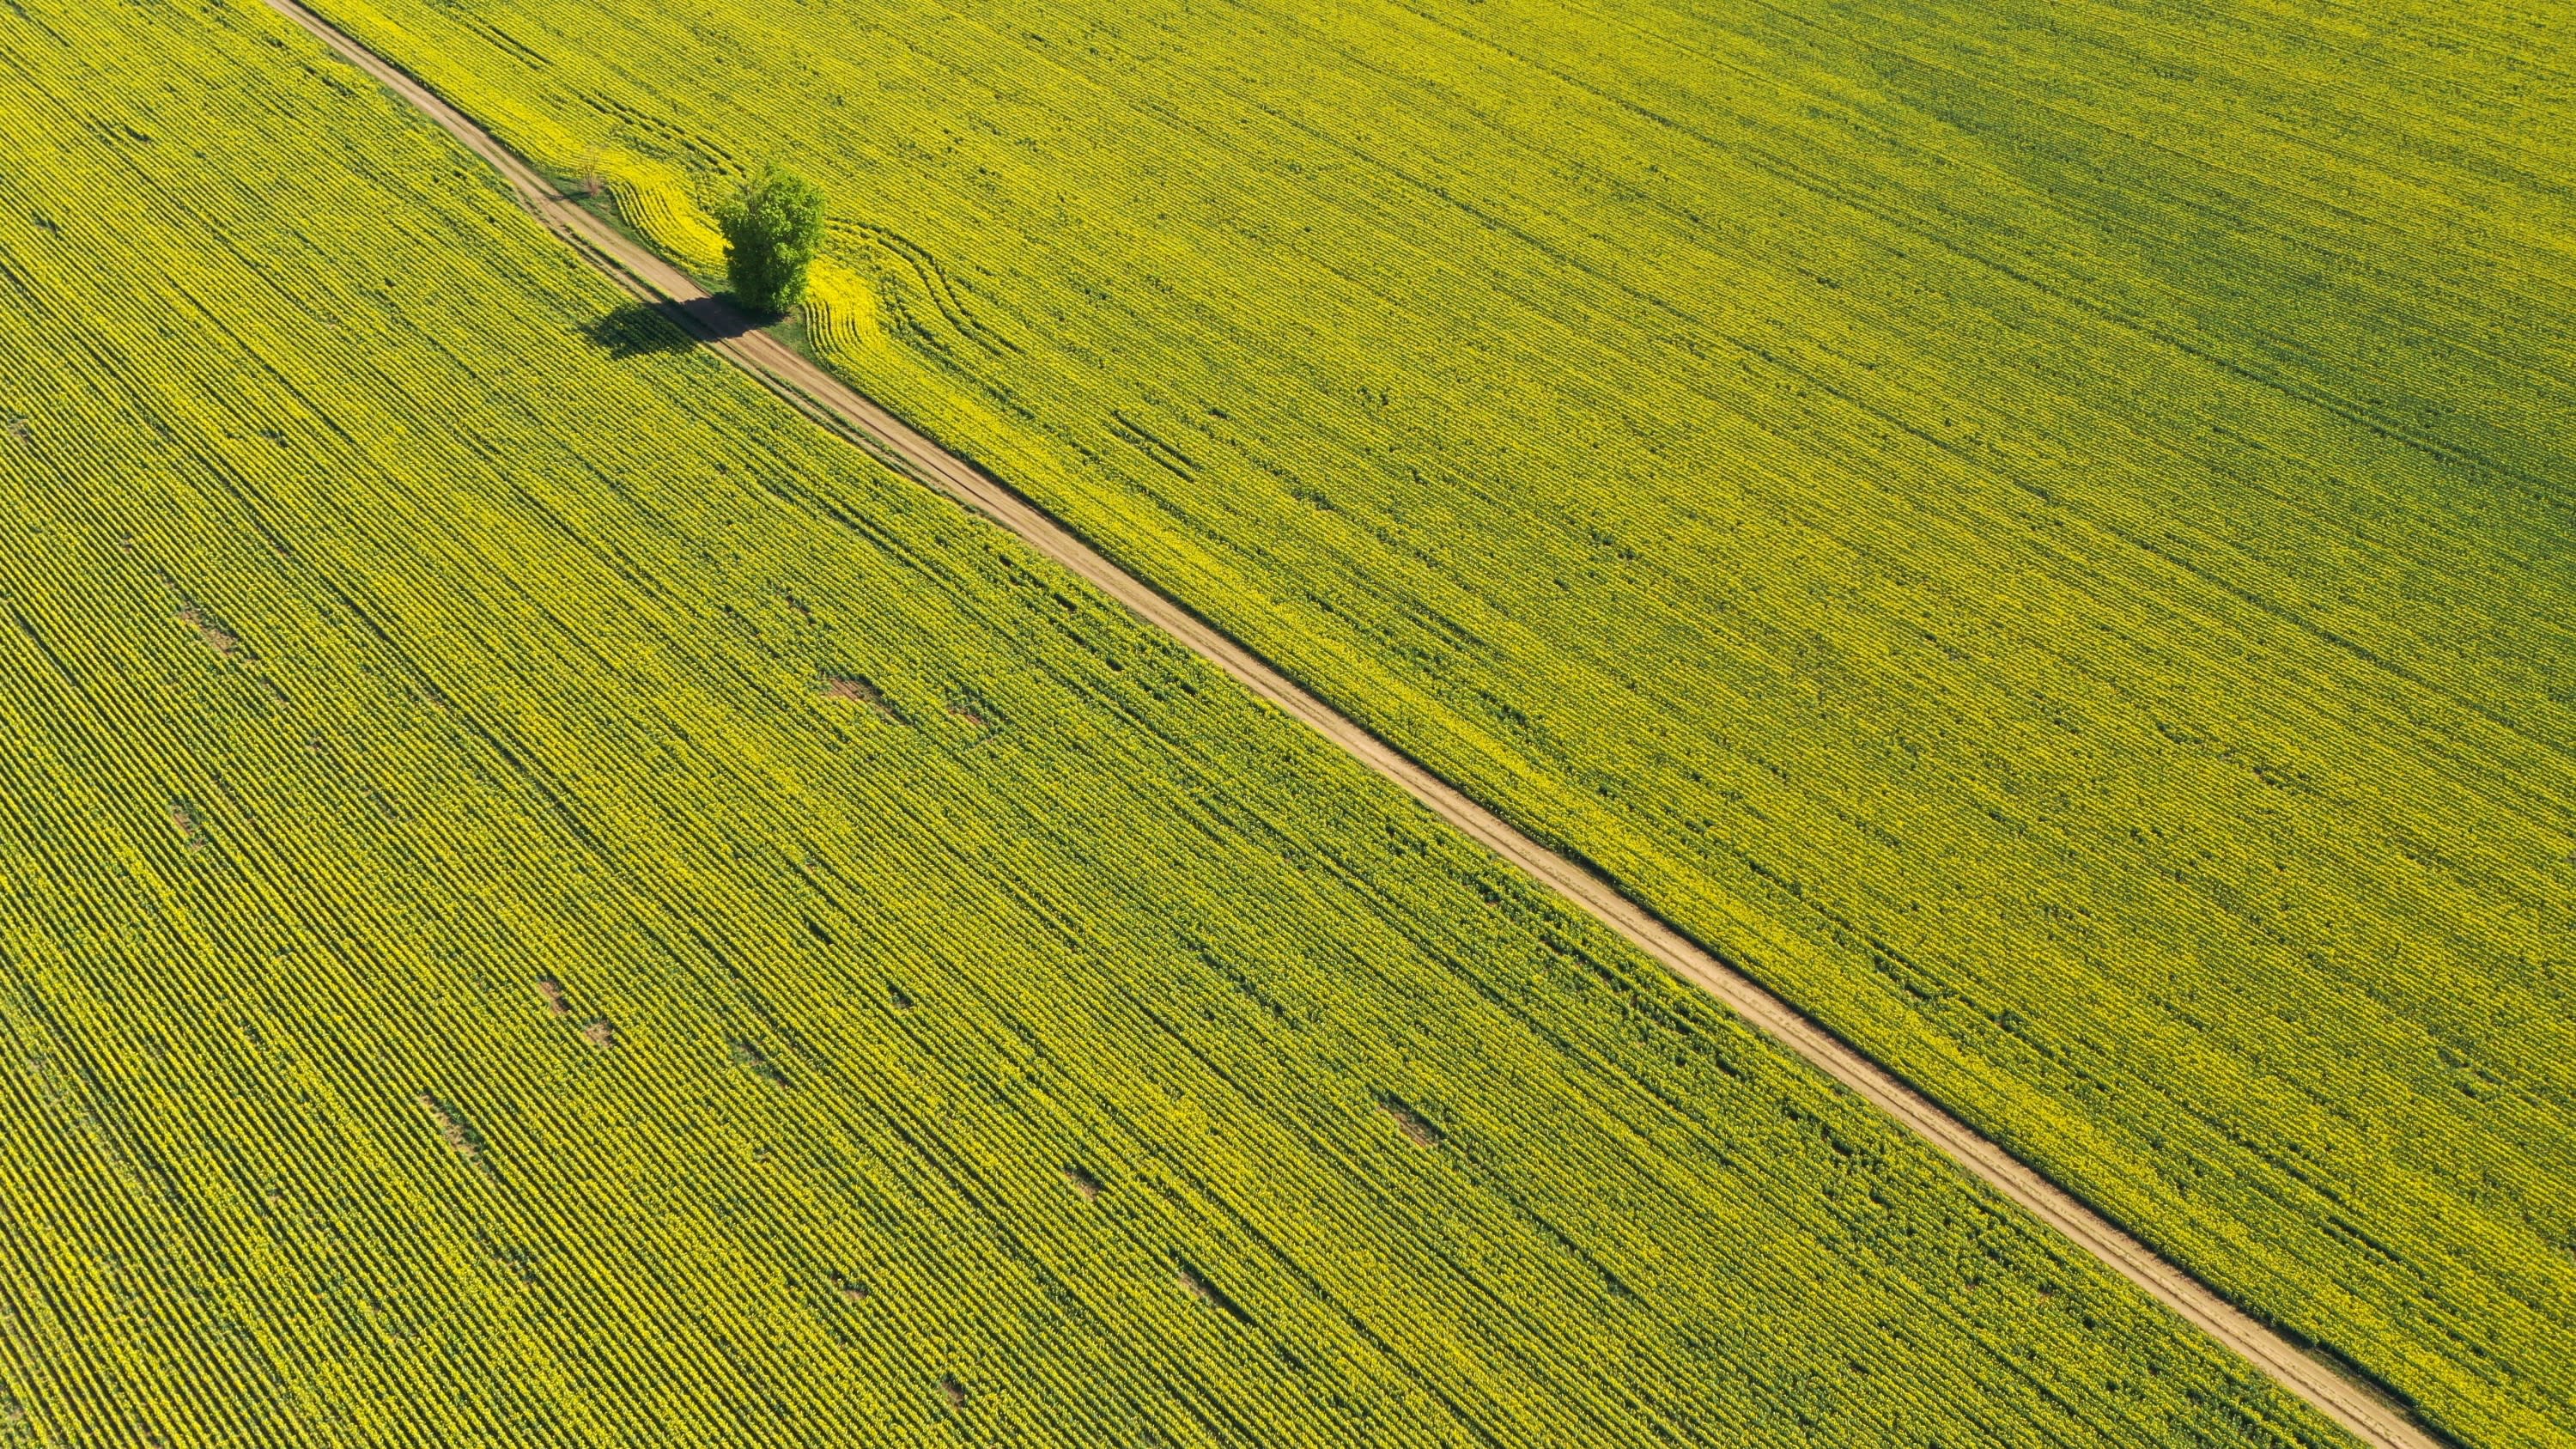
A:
[251,3,2445,1443]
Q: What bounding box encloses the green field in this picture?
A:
[0,0,2382,1443]
[279,0,2576,1443]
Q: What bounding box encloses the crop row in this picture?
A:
[0,2,2366,1445]
[279,0,2576,1440]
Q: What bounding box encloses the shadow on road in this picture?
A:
[584,296,766,357]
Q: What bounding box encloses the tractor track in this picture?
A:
[253,3,2445,1444]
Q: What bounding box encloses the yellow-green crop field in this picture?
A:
[282,0,2576,1442]
[0,0,2384,1443]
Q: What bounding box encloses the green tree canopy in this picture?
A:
[713,164,826,315]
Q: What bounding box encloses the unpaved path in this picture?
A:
[256,3,2445,1444]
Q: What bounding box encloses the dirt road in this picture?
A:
[252,3,2446,1444]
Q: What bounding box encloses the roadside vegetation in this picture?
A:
[714,164,825,315]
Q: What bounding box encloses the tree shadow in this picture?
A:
[583,296,768,357]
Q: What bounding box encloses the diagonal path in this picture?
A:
[253,2,2447,1443]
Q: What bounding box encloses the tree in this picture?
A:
[713,165,826,316]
